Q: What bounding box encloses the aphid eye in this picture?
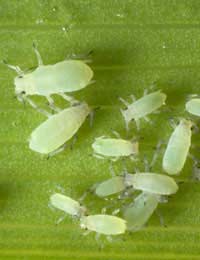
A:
[21,91,26,95]
[18,75,23,78]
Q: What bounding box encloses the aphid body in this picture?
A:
[123,192,160,231]
[29,102,90,154]
[125,173,178,195]
[120,90,166,129]
[50,193,86,217]
[80,214,126,235]
[92,137,138,159]
[162,119,192,175]
[186,98,200,117]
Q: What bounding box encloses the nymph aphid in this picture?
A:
[123,192,161,231]
[162,119,193,175]
[4,43,94,111]
[50,193,86,218]
[29,101,91,155]
[120,90,166,129]
[92,131,139,161]
[80,214,126,235]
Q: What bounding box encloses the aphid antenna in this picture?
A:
[149,140,164,170]
[70,134,77,150]
[32,41,43,66]
[2,59,24,76]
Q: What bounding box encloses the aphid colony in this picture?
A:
[7,45,198,240]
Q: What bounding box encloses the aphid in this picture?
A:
[162,119,193,175]
[80,214,126,235]
[125,173,178,195]
[29,102,91,155]
[4,44,94,110]
[186,98,200,117]
[120,90,166,129]
[93,171,178,198]
[92,136,139,160]
[50,193,86,217]
[123,192,160,231]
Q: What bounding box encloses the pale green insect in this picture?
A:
[120,90,167,129]
[29,102,91,155]
[4,44,94,110]
[94,171,178,198]
[186,98,200,117]
[80,214,126,235]
[162,119,193,175]
[125,173,178,195]
[50,193,86,217]
[92,136,139,160]
[123,192,160,231]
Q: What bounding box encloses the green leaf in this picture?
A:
[1,0,200,259]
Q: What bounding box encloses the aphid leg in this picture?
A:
[66,50,93,63]
[79,185,96,202]
[143,89,148,96]
[112,208,120,215]
[2,60,24,76]
[46,96,61,113]
[47,144,67,158]
[155,209,167,227]
[83,230,92,236]
[93,153,105,160]
[56,213,67,224]
[119,97,129,107]
[130,94,136,102]
[169,118,177,129]
[87,80,96,86]
[89,110,95,127]
[59,93,79,106]
[135,119,140,130]
[112,130,121,138]
[24,96,51,117]
[32,42,43,66]
[70,134,77,150]
[143,155,149,172]
[186,93,199,101]
[144,116,151,123]
[109,162,116,177]
[130,155,138,161]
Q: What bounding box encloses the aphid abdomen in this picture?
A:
[186,99,200,117]
[29,103,90,154]
[163,119,192,175]
[80,215,126,235]
[32,60,93,96]
[123,192,159,231]
[95,177,125,197]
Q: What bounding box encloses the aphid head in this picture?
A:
[80,217,88,230]
[14,74,35,96]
